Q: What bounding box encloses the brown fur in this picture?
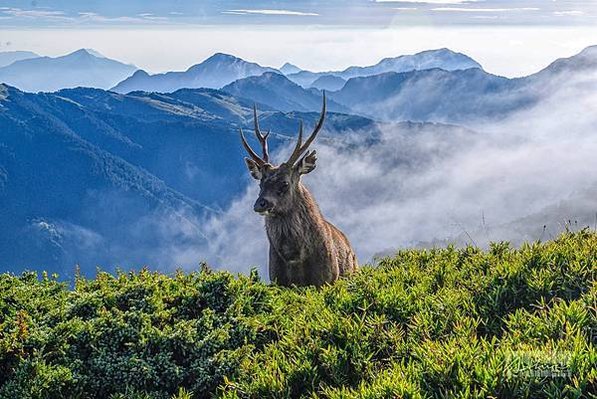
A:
[264,183,358,287]
[241,95,357,287]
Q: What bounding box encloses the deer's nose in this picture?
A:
[254,198,272,213]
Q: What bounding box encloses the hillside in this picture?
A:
[0,231,595,398]
[0,84,382,274]
[295,46,597,124]
[330,68,528,123]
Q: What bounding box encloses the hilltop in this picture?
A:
[0,231,595,398]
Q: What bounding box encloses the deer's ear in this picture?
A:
[245,158,263,180]
[295,150,317,175]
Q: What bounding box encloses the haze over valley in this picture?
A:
[1,44,596,277]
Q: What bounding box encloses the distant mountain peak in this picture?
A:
[131,69,150,77]
[0,83,8,100]
[0,50,40,68]
[64,48,112,60]
[535,44,597,77]
[222,71,350,113]
[377,48,480,67]
[68,48,95,57]
[426,48,474,59]
[280,62,302,75]
[578,45,597,57]
[113,53,276,93]
[186,53,268,73]
[311,74,346,91]
[203,53,243,64]
[426,48,452,54]
[285,48,482,87]
[84,48,106,58]
[0,49,138,92]
[225,71,291,87]
[258,71,288,80]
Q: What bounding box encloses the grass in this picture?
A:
[0,230,596,398]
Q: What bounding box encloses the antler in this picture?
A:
[239,104,271,165]
[253,105,270,163]
[286,92,326,166]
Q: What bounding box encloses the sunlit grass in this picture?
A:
[1,230,596,398]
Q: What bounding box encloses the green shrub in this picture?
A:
[0,230,596,398]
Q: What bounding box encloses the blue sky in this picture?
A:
[1,0,595,27]
[1,1,596,77]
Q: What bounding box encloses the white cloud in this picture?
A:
[1,7,71,20]
[199,68,597,273]
[77,12,168,23]
[376,0,479,3]
[77,12,144,23]
[554,11,585,17]
[0,8,171,24]
[432,7,540,12]
[223,9,319,16]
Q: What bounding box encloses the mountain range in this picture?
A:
[72,46,597,125]
[0,47,483,95]
[279,62,302,75]
[0,82,388,275]
[0,49,137,92]
[216,46,596,124]
[284,48,481,88]
[111,53,278,93]
[0,45,596,277]
[327,45,597,123]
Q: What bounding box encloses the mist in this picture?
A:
[194,69,597,277]
[36,69,596,278]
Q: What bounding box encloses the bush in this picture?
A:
[0,230,596,398]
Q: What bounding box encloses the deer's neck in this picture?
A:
[265,183,326,255]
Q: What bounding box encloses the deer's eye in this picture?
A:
[278,182,289,195]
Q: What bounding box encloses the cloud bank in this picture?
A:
[193,69,597,277]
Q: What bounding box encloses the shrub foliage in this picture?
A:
[0,231,596,398]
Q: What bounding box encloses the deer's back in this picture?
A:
[325,220,358,276]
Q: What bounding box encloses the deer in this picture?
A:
[239,94,358,287]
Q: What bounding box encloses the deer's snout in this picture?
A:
[254,197,272,214]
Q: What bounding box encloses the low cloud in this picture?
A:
[196,69,597,276]
[23,63,595,279]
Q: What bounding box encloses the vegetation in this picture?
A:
[0,230,596,398]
